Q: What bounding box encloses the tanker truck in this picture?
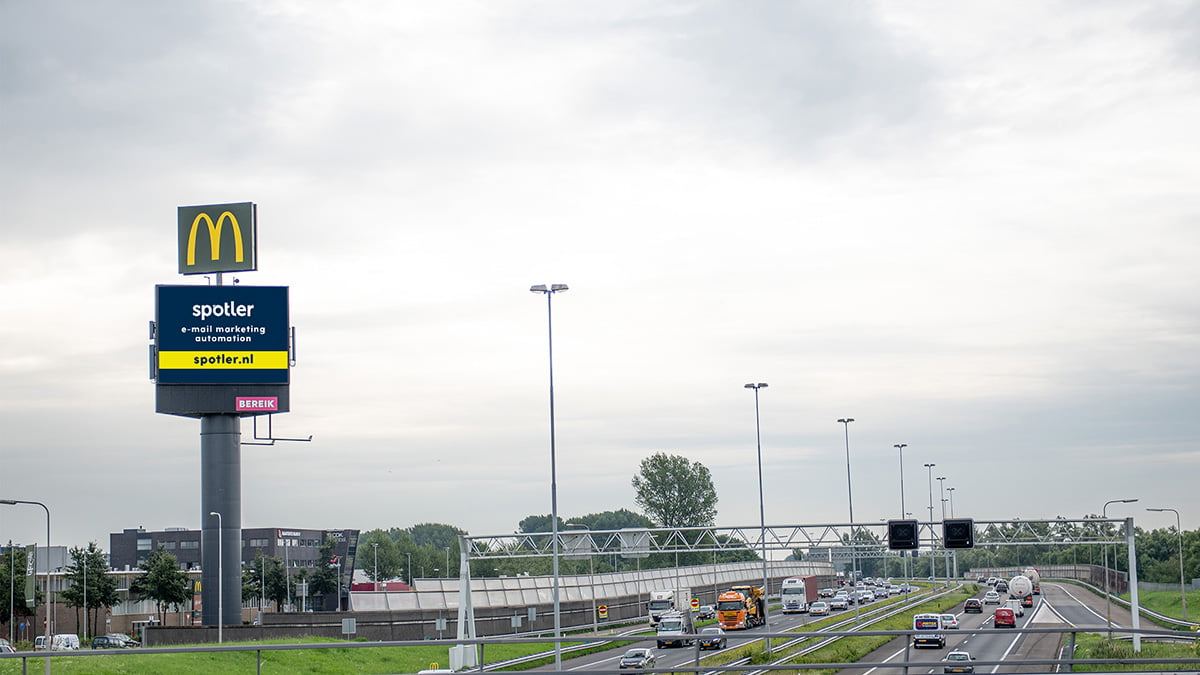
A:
[1022,568,1041,595]
[717,585,765,629]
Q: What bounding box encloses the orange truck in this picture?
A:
[716,585,765,629]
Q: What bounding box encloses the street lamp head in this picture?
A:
[0,499,16,505]
[937,476,946,481]
[837,418,854,424]
[744,382,767,389]
[550,284,568,292]
[924,463,935,468]
[894,444,906,450]
[209,511,219,517]
[530,283,568,294]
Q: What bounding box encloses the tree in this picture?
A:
[242,553,291,612]
[307,537,341,610]
[359,530,403,584]
[631,452,718,527]
[61,542,119,638]
[130,548,191,624]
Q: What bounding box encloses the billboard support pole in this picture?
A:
[200,414,242,628]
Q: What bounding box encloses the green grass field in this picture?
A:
[1070,632,1200,672]
[1118,587,1200,624]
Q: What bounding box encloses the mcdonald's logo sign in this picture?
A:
[177,202,258,275]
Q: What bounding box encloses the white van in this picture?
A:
[50,634,80,650]
[912,613,945,648]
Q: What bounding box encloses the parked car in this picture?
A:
[943,650,976,673]
[964,598,983,613]
[696,604,716,620]
[993,607,1016,628]
[940,613,959,629]
[983,591,1001,605]
[697,626,727,650]
[92,635,136,649]
[619,648,656,669]
[809,601,830,616]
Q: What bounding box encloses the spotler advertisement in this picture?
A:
[155,285,290,384]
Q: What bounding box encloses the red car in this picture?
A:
[993,607,1016,628]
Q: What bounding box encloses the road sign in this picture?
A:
[690,598,700,610]
[598,605,608,619]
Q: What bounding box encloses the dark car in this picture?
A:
[91,635,130,649]
[995,581,1009,593]
[963,598,983,613]
[696,604,716,620]
[1021,594,1034,608]
[697,626,727,650]
[619,648,656,669]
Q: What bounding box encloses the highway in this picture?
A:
[517,580,1141,673]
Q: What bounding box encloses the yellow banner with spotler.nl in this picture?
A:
[159,351,290,370]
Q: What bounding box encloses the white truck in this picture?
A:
[1022,568,1041,595]
[780,576,818,614]
[648,587,691,626]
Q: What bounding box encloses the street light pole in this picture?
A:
[1147,508,1186,620]
[406,552,412,586]
[530,282,568,670]
[894,444,909,587]
[0,499,51,675]
[922,464,935,580]
[373,543,379,592]
[209,511,223,644]
[1102,498,1137,637]
[947,487,956,518]
[746,383,770,653]
[837,418,859,623]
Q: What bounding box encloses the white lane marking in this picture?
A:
[1053,585,1119,627]
[860,645,908,675]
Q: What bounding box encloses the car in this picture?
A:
[696,604,716,620]
[106,633,140,647]
[993,607,1016,628]
[986,577,998,586]
[0,639,13,654]
[995,581,1009,593]
[874,587,889,598]
[943,650,976,673]
[983,591,1001,605]
[619,648,656,669]
[1021,594,1034,608]
[976,575,987,583]
[829,596,849,610]
[889,585,903,595]
[809,601,830,616]
[819,588,835,598]
[856,590,874,604]
[964,598,983,613]
[697,626,727,650]
[1006,601,1025,617]
[92,635,136,649]
[33,636,46,651]
[940,613,959,629]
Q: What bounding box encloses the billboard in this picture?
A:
[178,202,257,275]
[155,285,289,385]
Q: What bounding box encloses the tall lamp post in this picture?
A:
[894,444,908,585]
[746,383,770,652]
[936,475,948,582]
[208,511,223,644]
[922,464,935,579]
[947,486,958,577]
[372,543,379,592]
[406,552,412,586]
[0,499,51,675]
[1102,498,1137,637]
[530,282,568,670]
[1147,507,1186,620]
[837,418,859,623]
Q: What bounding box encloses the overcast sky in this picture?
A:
[3,1,1199,552]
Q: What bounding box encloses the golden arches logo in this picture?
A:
[186,211,244,266]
